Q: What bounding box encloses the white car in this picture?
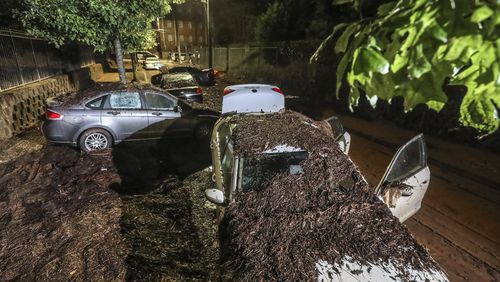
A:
[135,51,159,64]
[204,84,448,281]
[142,57,163,70]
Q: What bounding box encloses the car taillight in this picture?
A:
[223,88,234,95]
[271,87,283,94]
[46,109,63,120]
[196,87,203,94]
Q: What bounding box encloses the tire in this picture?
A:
[79,128,112,153]
[194,122,213,140]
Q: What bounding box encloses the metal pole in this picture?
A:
[30,39,41,80]
[207,0,212,68]
[9,30,24,84]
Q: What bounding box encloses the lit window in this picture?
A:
[179,35,185,42]
[167,34,173,42]
[188,22,192,29]
[198,36,203,43]
[178,21,183,28]
[166,20,172,28]
[189,35,193,43]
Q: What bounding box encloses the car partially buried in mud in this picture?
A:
[204,84,448,281]
[41,83,219,152]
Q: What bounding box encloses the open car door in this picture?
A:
[375,134,430,222]
[325,116,351,154]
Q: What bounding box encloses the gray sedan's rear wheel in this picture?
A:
[79,129,112,153]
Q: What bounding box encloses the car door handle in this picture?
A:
[107,111,120,115]
[151,112,162,116]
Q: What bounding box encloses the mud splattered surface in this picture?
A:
[220,111,441,281]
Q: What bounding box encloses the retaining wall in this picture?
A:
[0,64,103,139]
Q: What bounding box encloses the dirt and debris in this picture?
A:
[0,146,126,281]
[0,138,218,281]
[230,110,333,158]
[219,111,442,281]
[120,171,218,281]
[49,82,167,107]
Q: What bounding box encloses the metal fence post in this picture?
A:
[9,30,24,84]
[30,38,41,80]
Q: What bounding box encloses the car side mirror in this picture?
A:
[205,189,225,205]
[174,105,181,113]
[325,116,345,140]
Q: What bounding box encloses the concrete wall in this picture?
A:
[0,64,103,139]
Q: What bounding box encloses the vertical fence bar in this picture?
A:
[9,31,24,84]
[30,38,41,80]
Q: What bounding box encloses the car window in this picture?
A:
[86,96,105,109]
[144,92,175,110]
[109,92,142,109]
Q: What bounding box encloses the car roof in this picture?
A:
[161,72,198,88]
[221,111,333,157]
[54,83,177,107]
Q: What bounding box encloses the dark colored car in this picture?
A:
[41,84,219,152]
[151,72,203,103]
[168,66,215,86]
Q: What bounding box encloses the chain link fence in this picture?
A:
[0,29,94,92]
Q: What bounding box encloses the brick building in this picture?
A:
[156,1,207,56]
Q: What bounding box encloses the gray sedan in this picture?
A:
[42,84,219,152]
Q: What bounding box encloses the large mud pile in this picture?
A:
[0,141,219,281]
[219,111,441,281]
[0,146,126,280]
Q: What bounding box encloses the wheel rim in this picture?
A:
[84,133,108,151]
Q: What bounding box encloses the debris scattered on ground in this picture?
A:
[219,111,442,281]
[0,146,126,281]
[120,171,218,281]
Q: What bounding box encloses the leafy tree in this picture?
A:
[15,0,183,83]
[313,0,500,133]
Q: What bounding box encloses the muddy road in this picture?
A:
[0,76,498,280]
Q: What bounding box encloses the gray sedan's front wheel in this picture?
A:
[79,129,112,153]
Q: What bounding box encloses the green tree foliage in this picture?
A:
[15,0,183,83]
[313,0,500,133]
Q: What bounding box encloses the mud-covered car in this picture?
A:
[151,72,204,103]
[41,83,219,152]
[168,66,215,86]
[204,84,448,281]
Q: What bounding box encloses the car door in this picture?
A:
[375,134,430,222]
[143,91,181,138]
[101,91,149,141]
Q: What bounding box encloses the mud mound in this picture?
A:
[231,110,333,158]
[219,112,441,281]
[0,145,126,280]
[121,171,218,281]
